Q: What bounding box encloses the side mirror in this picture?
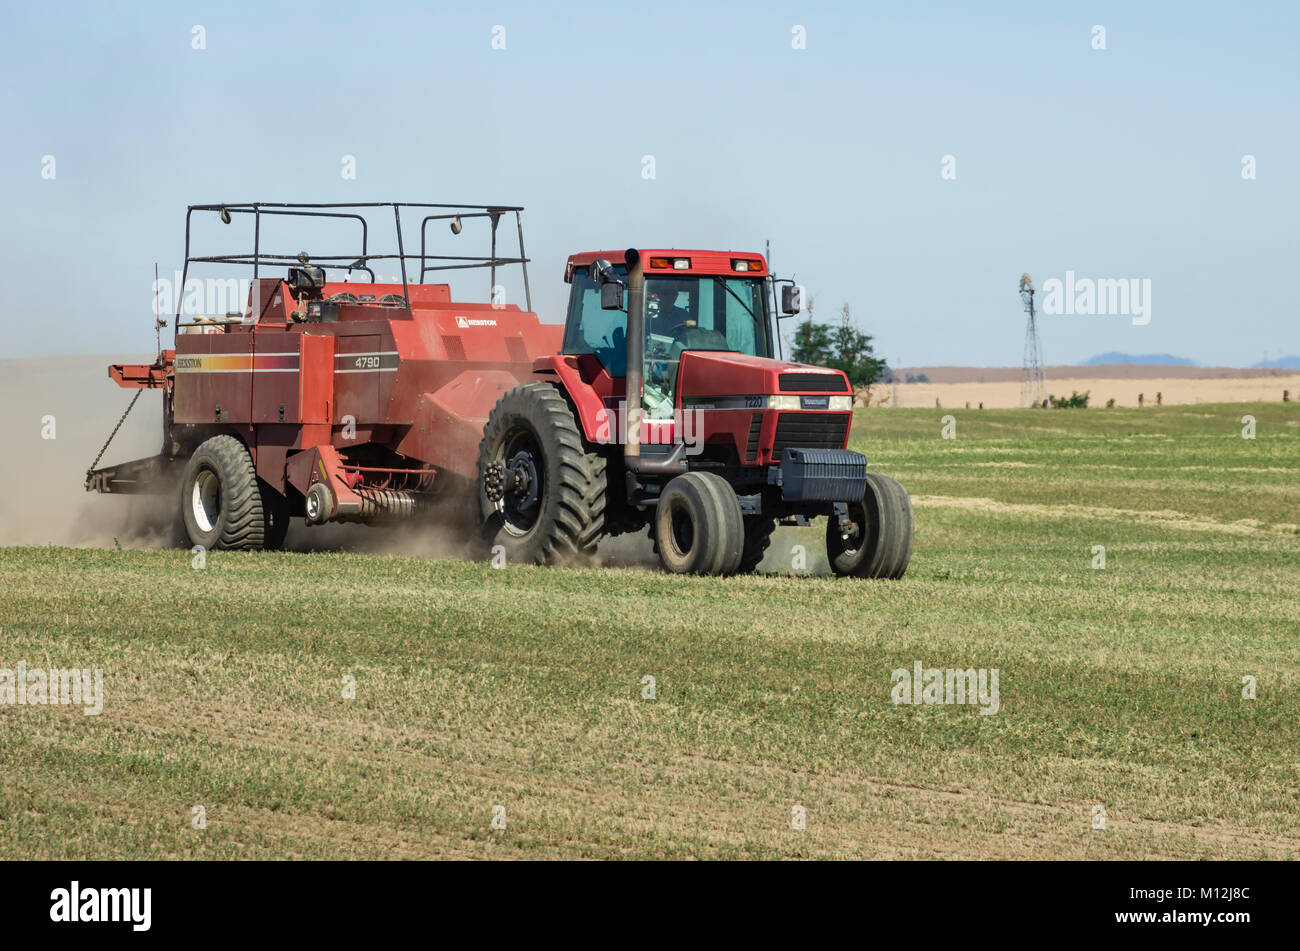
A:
[600,281,624,311]
[780,284,801,315]
[593,259,625,310]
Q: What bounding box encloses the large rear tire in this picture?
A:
[826,473,913,579]
[180,435,268,551]
[477,382,607,565]
[654,471,744,575]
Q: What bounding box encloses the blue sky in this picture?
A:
[1,1,1295,365]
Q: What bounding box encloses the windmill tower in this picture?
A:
[1019,273,1046,408]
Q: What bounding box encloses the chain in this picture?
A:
[85,388,144,481]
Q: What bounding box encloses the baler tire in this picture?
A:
[477,382,607,565]
[654,471,744,576]
[826,473,914,579]
[737,516,777,574]
[180,435,267,551]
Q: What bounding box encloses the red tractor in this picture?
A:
[476,249,913,577]
[86,202,911,578]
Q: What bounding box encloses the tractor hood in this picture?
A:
[677,351,851,399]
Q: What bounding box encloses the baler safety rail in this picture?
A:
[178,201,534,330]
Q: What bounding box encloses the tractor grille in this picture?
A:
[772,412,850,453]
[779,372,849,393]
[745,413,763,461]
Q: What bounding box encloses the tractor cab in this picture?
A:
[555,247,854,471]
[562,250,774,419]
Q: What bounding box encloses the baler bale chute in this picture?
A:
[88,201,913,577]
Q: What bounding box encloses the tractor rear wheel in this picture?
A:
[477,382,607,565]
[737,516,777,573]
[826,473,913,579]
[654,472,744,575]
[180,435,268,551]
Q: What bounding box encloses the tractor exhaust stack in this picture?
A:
[623,248,644,464]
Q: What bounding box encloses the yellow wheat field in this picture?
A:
[880,374,1300,410]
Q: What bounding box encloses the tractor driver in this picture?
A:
[648,280,726,354]
[648,280,692,338]
[644,279,729,415]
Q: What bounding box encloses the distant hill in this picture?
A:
[1253,355,1300,370]
[1080,352,1197,367]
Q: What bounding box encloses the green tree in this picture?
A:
[792,321,833,365]
[825,304,887,388]
[791,297,832,364]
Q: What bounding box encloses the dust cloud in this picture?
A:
[0,355,664,566]
[0,355,170,547]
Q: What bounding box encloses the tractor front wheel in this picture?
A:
[826,473,914,579]
[477,382,607,565]
[654,472,744,576]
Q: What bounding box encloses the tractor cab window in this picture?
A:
[562,264,627,376]
[563,266,770,419]
[644,275,768,418]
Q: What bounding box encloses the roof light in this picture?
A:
[649,257,691,270]
[731,259,761,272]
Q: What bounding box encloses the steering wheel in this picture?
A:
[669,322,728,353]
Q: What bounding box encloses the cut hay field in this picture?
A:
[1,404,1297,859]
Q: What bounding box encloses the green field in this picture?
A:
[2,404,1297,859]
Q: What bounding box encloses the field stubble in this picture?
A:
[1,403,1297,859]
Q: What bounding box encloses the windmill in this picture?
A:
[1019,273,1046,408]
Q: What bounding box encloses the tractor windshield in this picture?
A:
[563,268,770,417]
[643,275,768,416]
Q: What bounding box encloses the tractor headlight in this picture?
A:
[766,395,802,410]
[828,396,852,411]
